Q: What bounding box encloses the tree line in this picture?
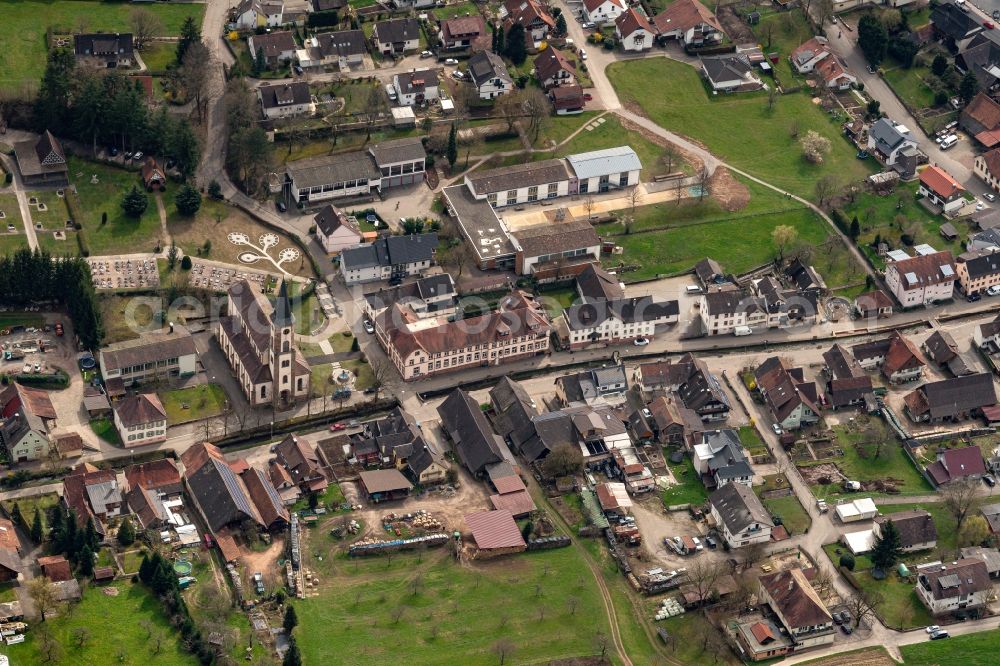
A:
[0,249,103,349]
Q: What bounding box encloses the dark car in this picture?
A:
[841,624,853,635]
[984,474,996,487]
[967,293,982,302]
[293,64,304,75]
[363,387,377,394]
[840,611,852,625]
[833,613,844,625]
[704,536,717,549]
[276,200,287,213]
[108,146,119,157]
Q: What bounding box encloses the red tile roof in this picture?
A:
[750,622,776,644]
[653,0,723,34]
[125,459,181,492]
[616,7,655,37]
[492,475,526,494]
[489,490,537,516]
[465,509,526,549]
[964,92,1000,132]
[0,519,18,553]
[883,331,926,376]
[38,555,72,582]
[920,165,964,199]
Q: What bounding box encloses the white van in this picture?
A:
[940,135,958,150]
[734,325,753,336]
[685,285,702,295]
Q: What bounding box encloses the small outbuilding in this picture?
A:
[464,509,526,558]
[358,469,413,503]
[834,497,878,523]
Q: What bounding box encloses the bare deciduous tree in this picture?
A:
[492,638,516,665]
[626,185,643,216]
[181,41,211,123]
[814,174,839,209]
[129,8,164,50]
[368,357,391,400]
[593,631,609,659]
[942,477,980,537]
[845,588,883,628]
[739,542,767,569]
[660,146,681,174]
[72,627,91,648]
[28,577,58,621]
[685,558,722,606]
[697,166,710,201]
[566,595,580,615]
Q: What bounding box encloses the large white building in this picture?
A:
[916,558,992,616]
[258,82,313,120]
[339,233,437,285]
[566,146,642,194]
[561,296,678,349]
[216,280,311,407]
[99,327,198,393]
[883,248,956,307]
[113,393,167,447]
[709,483,773,548]
[313,205,363,254]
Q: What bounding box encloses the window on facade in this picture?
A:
[281,359,290,368]
[527,186,538,202]
[619,173,629,187]
[580,181,589,194]
[547,183,558,197]
[487,193,497,206]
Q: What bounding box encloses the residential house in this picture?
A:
[393,69,440,106]
[708,483,773,548]
[652,0,725,47]
[925,444,988,484]
[873,510,937,552]
[363,273,457,321]
[754,356,820,431]
[98,325,197,395]
[340,233,437,284]
[534,47,577,90]
[216,280,311,407]
[566,146,642,194]
[784,260,827,296]
[74,33,134,68]
[917,558,991,616]
[884,249,956,307]
[692,429,753,489]
[758,568,835,649]
[376,290,550,380]
[38,555,73,582]
[372,18,421,56]
[699,284,817,336]
[734,617,794,661]
[982,503,1000,533]
[501,0,556,47]
[0,519,21,583]
[112,393,167,447]
[932,0,983,44]
[273,434,328,493]
[258,82,313,120]
[13,130,68,186]
[919,166,966,215]
[551,84,585,114]
[853,290,894,318]
[181,443,268,533]
[790,37,831,73]
[297,30,367,70]
[648,395,705,447]
[529,404,631,466]
[125,459,182,497]
[974,314,1000,350]
[974,147,1000,192]
[62,463,123,534]
[646,353,732,422]
[348,408,448,484]
[141,158,165,191]
[635,359,694,394]
[905,373,997,423]
[467,50,514,100]
[438,389,507,477]
[694,257,727,290]
[464,159,571,207]
[489,377,540,457]
[616,8,656,52]
[963,93,1000,149]
[960,546,1000,578]
[439,15,488,51]
[0,384,56,463]
[125,483,169,530]
[235,0,284,29]
[248,31,297,67]
[555,364,629,405]
[239,465,290,530]
[956,248,1000,296]
[313,205,362,254]
[815,55,856,90]
[955,31,1000,92]
[822,344,874,410]
[867,118,919,167]
[358,469,413,502]
[582,0,627,26]
[561,297,678,349]
[882,331,926,383]
[700,55,763,92]
[922,330,972,376]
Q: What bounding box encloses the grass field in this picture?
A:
[432,1,479,19]
[158,384,228,425]
[139,40,177,72]
[752,8,814,86]
[1,492,59,532]
[90,416,122,446]
[762,494,811,535]
[840,180,966,268]
[0,194,27,255]
[537,286,578,319]
[166,199,314,278]
[68,157,164,256]
[295,548,613,665]
[0,582,196,664]
[803,426,932,500]
[900,628,1000,665]
[854,569,936,630]
[882,61,938,111]
[608,58,876,200]
[0,1,204,90]
[738,425,768,457]
[661,456,709,507]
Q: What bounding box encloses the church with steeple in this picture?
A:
[217,279,312,407]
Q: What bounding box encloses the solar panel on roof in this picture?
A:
[214,459,256,518]
[941,264,954,277]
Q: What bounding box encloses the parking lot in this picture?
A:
[87,254,161,291]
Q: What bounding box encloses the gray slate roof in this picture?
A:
[340,233,438,270]
[286,150,381,189]
[709,483,773,534]
[468,51,513,88]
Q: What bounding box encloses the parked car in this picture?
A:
[986,192,997,202]
[580,49,588,60]
[967,292,982,302]
[54,323,63,336]
[976,200,987,211]
[451,70,465,80]
[984,474,996,487]
[444,58,458,65]
[333,388,352,400]
[925,625,941,634]
[420,50,433,58]
[293,64,304,75]
[363,319,375,334]
[583,93,593,101]
[988,285,1000,296]
[330,422,347,431]
[132,151,144,162]
[833,613,844,625]
[108,146,119,157]
[633,337,649,346]
[253,572,265,595]
[771,423,783,435]
[582,21,595,29]
[276,200,287,213]
[930,630,949,640]
[33,363,41,373]
[994,9,999,19]
[704,536,717,549]
[841,624,853,635]
[363,387,377,394]
[985,20,996,29]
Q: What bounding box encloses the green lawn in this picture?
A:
[90,416,122,446]
[661,455,709,507]
[311,362,333,392]
[139,41,177,72]
[68,157,164,255]
[738,425,768,457]
[762,494,811,535]
[0,582,196,664]
[121,549,145,575]
[0,234,28,256]
[341,358,374,390]
[882,61,939,111]
[752,8,814,87]
[25,192,70,229]
[158,384,228,425]
[0,1,205,91]
[432,1,480,20]
[1,492,60,532]
[533,111,600,149]
[803,425,933,500]
[901,629,1000,665]
[841,181,966,269]
[295,548,612,665]
[853,569,936,630]
[608,57,876,200]
[536,286,578,320]
[291,483,345,512]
